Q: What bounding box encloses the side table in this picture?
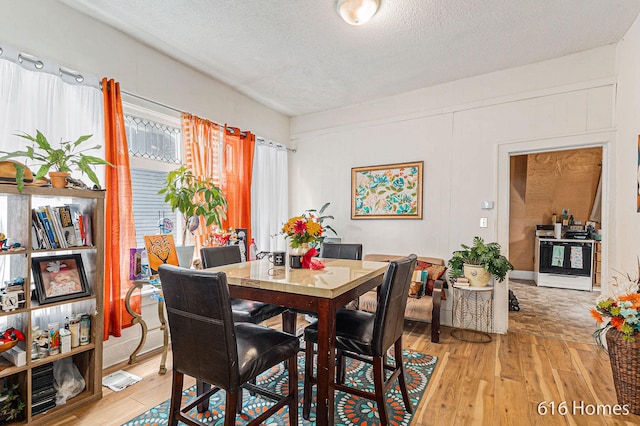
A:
[451,284,493,343]
[125,280,169,374]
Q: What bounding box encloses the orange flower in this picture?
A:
[611,316,624,330]
[590,307,604,323]
[619,293,640,309]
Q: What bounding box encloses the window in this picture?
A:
[125,115,180,163]
[123,103,183,247]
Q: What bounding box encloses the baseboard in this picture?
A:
[510,270,534,280]
[102,292,165,369]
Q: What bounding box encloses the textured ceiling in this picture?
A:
[60,0,640,117]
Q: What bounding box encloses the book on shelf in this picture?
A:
[31,209,50,250]
[46,205,67,248]
[68,204,92,247]
[57,205,79,247]
[35,207,59,249]
[30,204,93,249]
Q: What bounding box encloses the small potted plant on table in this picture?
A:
[448,236,514,286]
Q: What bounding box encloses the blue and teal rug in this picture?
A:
[122,350,437,425]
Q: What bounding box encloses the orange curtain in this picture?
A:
[221,126,255,243]
[182,113,223,253]
[102,78,138,339]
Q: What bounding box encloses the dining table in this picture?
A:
[203,256,388,426]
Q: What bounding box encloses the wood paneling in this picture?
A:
[509,147,602,271]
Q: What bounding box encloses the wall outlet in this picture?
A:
[480,217,488,228]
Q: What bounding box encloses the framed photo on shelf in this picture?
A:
[351,161,423,219]
[31,254,90,304]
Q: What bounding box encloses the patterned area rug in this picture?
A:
[122,350,437,425]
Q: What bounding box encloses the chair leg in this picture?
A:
[302,339,314,419]
[196,379,211,413]
[336,349,346,384]
[372,356,389,426]
[237,385,244,414]
[288,352,299,425]
[282,310,297,335]
[168,370,184,426]
[281,311,298,370]
[395,338,413,414]
[225,390,238,426]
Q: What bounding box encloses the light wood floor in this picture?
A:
[52,294,638,426]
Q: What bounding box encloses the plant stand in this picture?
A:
[451,284,493,343]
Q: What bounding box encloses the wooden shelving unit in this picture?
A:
[0,185,104,424]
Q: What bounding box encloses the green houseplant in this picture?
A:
[0,130,111,191]
[158,165,228,244]
[0,384,25,423]
[281,202,337,251]
[448,236,514,286]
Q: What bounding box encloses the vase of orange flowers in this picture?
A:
[592,290,640,414]
[282,212,324,268]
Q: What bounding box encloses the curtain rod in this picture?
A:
[256,137,296,153]
[120,90,294,152]
[120,89,183,114]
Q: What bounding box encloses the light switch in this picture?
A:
[480,217,488,228]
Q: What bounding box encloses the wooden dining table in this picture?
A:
[204,256,388,426]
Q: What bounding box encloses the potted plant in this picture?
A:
[158,165,227,245]
[281,202,337,251]
[448,236,514,287]
[305,202,337,248]
[0,384,25,423]
[0,130,112,191]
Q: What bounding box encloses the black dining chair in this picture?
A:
[200,245,294,413]
[320,242,363,310]
[302,254,418,426]
[319,242,363,261]
[291,242,365,331]
[159,264,299,426]
[200,245,289,326]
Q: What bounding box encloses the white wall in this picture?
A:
[614,14,640,281]
[291,46,617,333]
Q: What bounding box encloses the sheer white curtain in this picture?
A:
[251,139,289,252]
[0,44,104,184]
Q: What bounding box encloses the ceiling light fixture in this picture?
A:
[336,0,380,26]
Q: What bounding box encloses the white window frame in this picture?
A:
[122,100,186,244]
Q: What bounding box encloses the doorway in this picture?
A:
[508,147,603,288]
[494,130,612,334]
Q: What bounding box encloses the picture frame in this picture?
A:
[31,254,90,305]
[351,161,423,219]
[143,234,179,273]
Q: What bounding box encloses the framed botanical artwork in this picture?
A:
[351,161,423,219]
[32,254,91,304]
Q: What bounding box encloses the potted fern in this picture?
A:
[158,165,228,245]
[448,236,514,287]
[0,130,111,191]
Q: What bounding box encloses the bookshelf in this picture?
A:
[0,185,104,424]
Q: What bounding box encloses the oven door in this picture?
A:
[539,240,592,277]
